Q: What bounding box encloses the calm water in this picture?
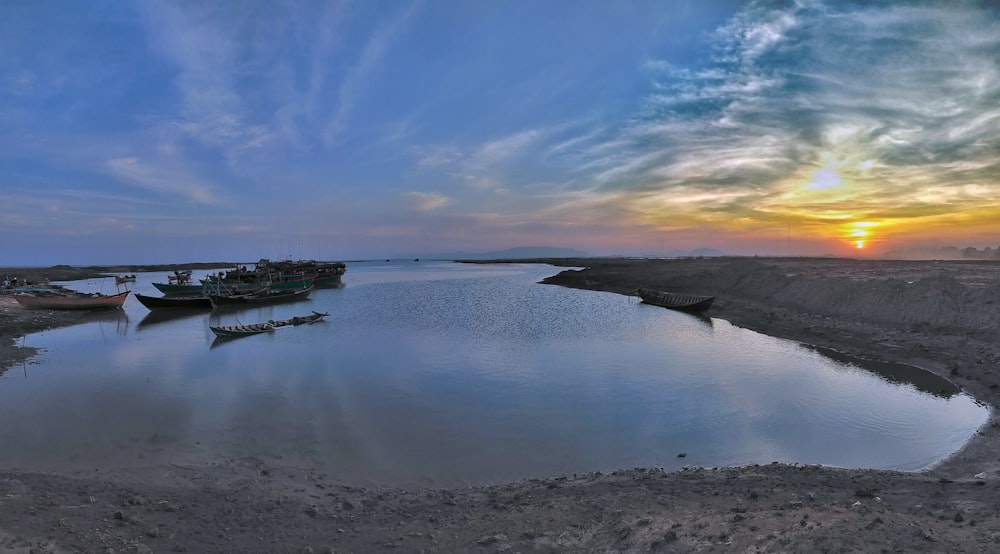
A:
[0,261,987,487]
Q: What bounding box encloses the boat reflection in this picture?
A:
[136,309,207,330]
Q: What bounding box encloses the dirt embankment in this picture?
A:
[3,258,1000,552]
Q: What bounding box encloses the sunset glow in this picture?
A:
[1,2,999,264]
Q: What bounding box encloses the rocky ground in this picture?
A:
[2,257,1000,552]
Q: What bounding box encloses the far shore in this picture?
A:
[2,256,1000,552]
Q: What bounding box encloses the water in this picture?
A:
[0,261,987,487]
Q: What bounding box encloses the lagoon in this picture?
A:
[0,261,986,488]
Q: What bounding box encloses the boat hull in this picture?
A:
[152,282,205,295]
[209,323,275,337]
[135,293,212,310]
[14,290,130,310]
[210,285,314,309]
[637,288,714,312]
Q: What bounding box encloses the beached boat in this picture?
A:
[209,285,314,309]
[636,288,714,312]
[209,310,329,338]
[14,290,130,310]
[135,293,213,310]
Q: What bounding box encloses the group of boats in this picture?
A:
[11,259,348,341]
[134,259,346,311]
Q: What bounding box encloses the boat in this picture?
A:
[208,322,275,338]
[135,293,213,310]
[209,285,314,309]
[152,270,206,295]
[636,288,714,312]
[115,274,137,285]
[257,259,346,288]
[14,289,130,310]
[209,310,329,338]
[200,261,315,292]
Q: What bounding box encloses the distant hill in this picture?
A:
[396,247,589,260]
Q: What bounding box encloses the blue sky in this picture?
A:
[3,1,1000,265]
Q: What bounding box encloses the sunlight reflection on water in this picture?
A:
[0,261,987,487]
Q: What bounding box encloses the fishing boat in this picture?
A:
[201,262,315,292]
[209,310,329,338]
[258,259,346,288]
[209,322,275,338]
[152,270,206,295]
[209,285,314,309]
[135,293,213,310]
[14,290,130,310]
[636,288,714,312]
[114,274,137,285]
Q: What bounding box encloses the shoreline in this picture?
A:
[2,257,1000,551]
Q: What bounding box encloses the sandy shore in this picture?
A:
[2,258,1000,552]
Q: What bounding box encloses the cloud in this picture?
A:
[577,1,1000,242]
[407,191,451,212]
[106,157,220,205]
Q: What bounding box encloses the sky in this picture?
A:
[2,0,1000,265]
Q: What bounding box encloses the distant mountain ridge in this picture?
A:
[396,247,589,260]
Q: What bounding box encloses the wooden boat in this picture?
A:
[259,259,346,288]
[135,293,213,310]
[209,285,314,309]
[152,270,205,295]
[209,322,275,338]
[14,290,130,310]
[209,310,329,338]
[114,274,137,285]
[636,288,714,312]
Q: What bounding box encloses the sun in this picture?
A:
[842,221,877,252]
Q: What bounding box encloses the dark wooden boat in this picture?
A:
[135,293,213,310]
[209,285,314,309]
[209,310,329,338]
[636,288,714,312]
[209,322,275,338]
[14,290,130,310]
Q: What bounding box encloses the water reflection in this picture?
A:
[810,346,961,398]
[0,262,988,488]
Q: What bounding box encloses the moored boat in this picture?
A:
[209,285,314,309]
[636,288,714,312]
[209,322,275,338]
[152,270,205,295]
[135,293,213,310]
[209,310,329,338]
[14,290,130,310]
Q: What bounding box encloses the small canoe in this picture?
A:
[209,322,275,338]
[14,290,130,311]
[268,311,329,328]
[637,288,714,312]
[209,311,329,339]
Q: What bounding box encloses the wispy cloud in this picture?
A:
[323,2,422,145]
[573,0,1000,248]
[106,157,220,205]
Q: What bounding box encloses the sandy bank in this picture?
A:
[2,258,1000,552]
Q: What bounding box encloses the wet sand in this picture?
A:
[2,257,1000,552]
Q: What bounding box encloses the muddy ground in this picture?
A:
[2,257,1000,552]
